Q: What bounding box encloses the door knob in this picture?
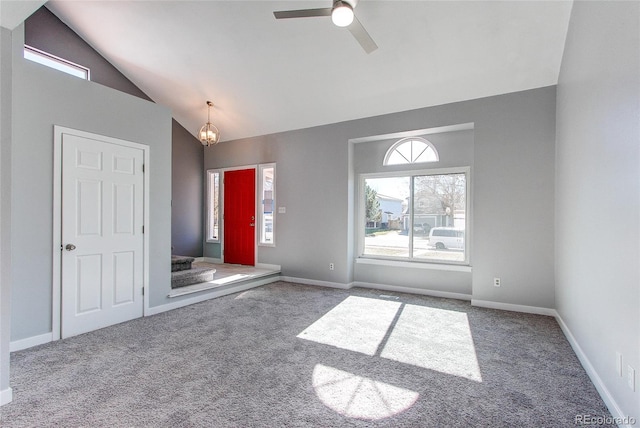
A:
[65,244,76,251]
[250,223,255,227]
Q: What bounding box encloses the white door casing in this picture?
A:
[56,129,147,339]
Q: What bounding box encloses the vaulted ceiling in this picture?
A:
[15,1,573,142]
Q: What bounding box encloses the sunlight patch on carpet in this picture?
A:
[298,296,482,382]
[297,296,401,355]
[209,273,250,285]
[380,305,482,382]
[312,364,419,420]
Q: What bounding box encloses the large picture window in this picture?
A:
[361,168,469,264]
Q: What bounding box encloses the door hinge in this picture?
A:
[142,225,144,234]
[142,164,145,173]
[142,287,144,296]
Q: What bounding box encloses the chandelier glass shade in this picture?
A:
[199,101,220,147]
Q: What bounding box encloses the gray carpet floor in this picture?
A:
[1,281,613,427]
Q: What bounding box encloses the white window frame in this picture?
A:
[24,45,90,80]
[206,169,221,243]
[258,163,276,247]
[383,137,439,166]
[358,166,471,266]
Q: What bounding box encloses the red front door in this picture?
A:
[224,169,256,265]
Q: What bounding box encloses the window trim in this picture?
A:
[24,45,90,80]
[358,166,471,266]
[258,163,276,247]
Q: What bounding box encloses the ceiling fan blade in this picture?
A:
[273,8,332,19]
[348,16,378,54]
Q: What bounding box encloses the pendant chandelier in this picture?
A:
[199,101,220,147]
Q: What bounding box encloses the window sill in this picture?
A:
[355,257,472,272]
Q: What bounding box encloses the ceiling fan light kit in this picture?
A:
[331,1,354,27]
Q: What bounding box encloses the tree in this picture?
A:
[365,184,382,225]
[413,173,466,225]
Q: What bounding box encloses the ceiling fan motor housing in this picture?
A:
[340,0,358,7]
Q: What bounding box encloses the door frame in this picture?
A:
[51,126,150,341]
[219,164,258,265]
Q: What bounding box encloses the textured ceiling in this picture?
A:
[45,0,573,142]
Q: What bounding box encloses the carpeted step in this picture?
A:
[171,267,216,289]
[171,255,195,272]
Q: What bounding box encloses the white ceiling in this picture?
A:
[43,1,573,142]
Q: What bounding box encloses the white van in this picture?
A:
[428,227,465,250]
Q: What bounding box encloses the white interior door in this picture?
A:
[61,133,144,338]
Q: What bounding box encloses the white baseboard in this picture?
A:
[146,276,280,316]
[471,299,556,316]
[10,332,53,352]
[353,281,472,301]
[554,312,632,427]
[280,276,352,290]
[256,263,281,271]
[195,257,221,264]
[0,387,12,406]
[194,258,281,272]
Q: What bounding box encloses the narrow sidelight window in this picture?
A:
[206,170,220,242]
[259,164,276,246]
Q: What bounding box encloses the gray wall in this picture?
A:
[26,6,204,258]
[0,25,13,400]
[10,24,173,341]
[171,118,203,256]
[556,1,639,420]
[204,123,354,284]
[25,6,151,102]
[205,86,557,308]
[353,130,474,174]
[353,129,474,295]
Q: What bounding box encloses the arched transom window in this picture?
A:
[383,137,439,166]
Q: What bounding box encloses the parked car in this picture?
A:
[412,223,431,235]
[428,227,464,250]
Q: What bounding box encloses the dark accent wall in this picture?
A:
[171,119,205,256]
[25,7,151,101]
[25,6,203,257]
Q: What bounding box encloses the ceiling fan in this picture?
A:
[273,0,378,54]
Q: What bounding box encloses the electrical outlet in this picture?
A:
[493,277,501,287]
[628,365,636,391]
[616,352,623,377]
[329,263,334,271]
